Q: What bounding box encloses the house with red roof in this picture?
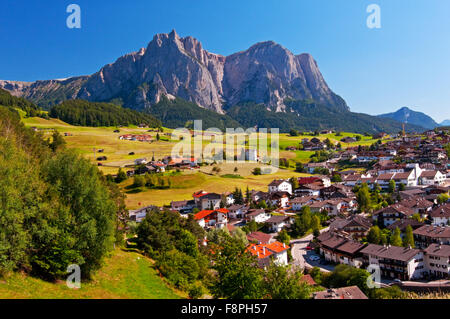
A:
[194,208,229,229]
[247,241,290,268]
[193,191,222,210]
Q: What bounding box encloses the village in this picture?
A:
[128,127,450,298]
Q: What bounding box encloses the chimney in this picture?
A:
[283,243,286,248]
[263,247,266,255]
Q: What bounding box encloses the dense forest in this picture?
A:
[50,99,161,127]
[147,96,242,131]
[0,88,41,117]
[0,105,126,280]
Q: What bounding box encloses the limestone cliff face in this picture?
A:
[0,30,348,113]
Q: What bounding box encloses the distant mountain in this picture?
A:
[440,119,450,126]
[378,107,439,130]
[0,30,423,134]
[227,101,424,134]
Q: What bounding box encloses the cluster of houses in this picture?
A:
[315,198,450,281]
[119,134,153,142]
[340,163,447,189]
[127,156,199,176]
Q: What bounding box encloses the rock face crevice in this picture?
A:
[0,30,348,113]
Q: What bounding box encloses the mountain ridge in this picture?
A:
[0,30,346,114]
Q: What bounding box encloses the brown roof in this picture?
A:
[336,240,366,254]
[314,286,368,299]
[343,174,362,181]
[269,179,288,187]
[266,215,291,224]
[420,171,438,178]
[413,225,450,238]
[317,232,347,249]
[246,209,266,217]
[377,173,395,180]
[360,244,420,262]
[246,231,272,244]
[430,204,450,218]
[373,204,415,217]
[387,219,424,231]
[290,196,317,204]
[399,198,434,210]
[423,244,450,257]
[393,171,413,180]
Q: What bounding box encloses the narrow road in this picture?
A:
[290,227,330,272]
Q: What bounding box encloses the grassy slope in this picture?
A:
[0,249,183,299]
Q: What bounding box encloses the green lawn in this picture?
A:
[0,249,183,299]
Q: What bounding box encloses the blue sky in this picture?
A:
[1,0,449,121]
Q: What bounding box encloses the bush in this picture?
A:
[133,175,145,188]
[188,282,205,299]
[252,167,262,175]
[156,249,201,290]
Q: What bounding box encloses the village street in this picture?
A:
[290,227,332,272]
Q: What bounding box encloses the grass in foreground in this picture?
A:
[0,248,183,299]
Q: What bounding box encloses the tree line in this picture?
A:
[50,99,161,127]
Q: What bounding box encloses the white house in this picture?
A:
[420,170,446,186]
[268,192,290,208]
[423,244,450,279]
[246,209,271,223]
[134,158,148,165]
[227,204,248,219]
[361,244,425,280]
[268,179,292,195]
[128,205,157,222]
[194,208,229,229]
[290,196,317,211]
[265,215,293,233]
[430,204,450,226]
[247,241,290,268]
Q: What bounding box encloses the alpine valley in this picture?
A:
[0,30,424,133]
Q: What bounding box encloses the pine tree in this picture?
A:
[290,177,299,190]
[367,226,381,244]
[356,183,372,212]
[391,227,403,247]
[245,186,250,203]
[403,225,415,248]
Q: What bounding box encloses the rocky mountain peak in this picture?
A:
[0,31,348,114]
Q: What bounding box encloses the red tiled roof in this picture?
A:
[194,210,214,220]
[247,241,289,259]
[194,208,229,221]
[300,274,317,286]
[193,190,209,198]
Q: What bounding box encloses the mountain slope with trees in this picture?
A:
[50,99,161,127]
